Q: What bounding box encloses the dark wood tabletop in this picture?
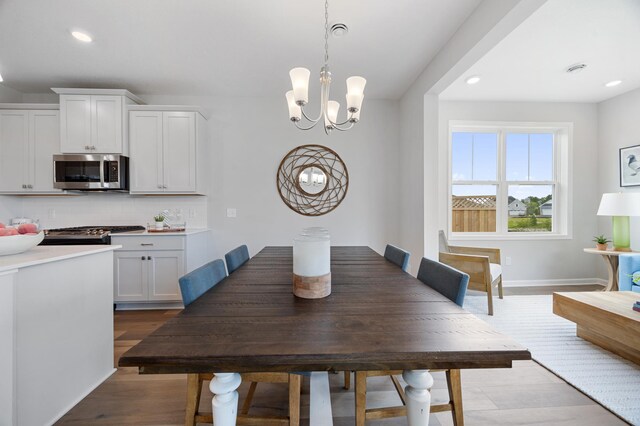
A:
[119,246,530,374]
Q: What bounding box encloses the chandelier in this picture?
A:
[285,0,366,134]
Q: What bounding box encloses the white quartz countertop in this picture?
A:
[110,228,210,237]
[0,245,121,273]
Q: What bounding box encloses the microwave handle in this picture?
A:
[100,158,106,187]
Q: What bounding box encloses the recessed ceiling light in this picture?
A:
[71,30,93,43]
[465,76,481,85]
[605,80,622,88]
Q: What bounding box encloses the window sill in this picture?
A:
[449,233,572,242]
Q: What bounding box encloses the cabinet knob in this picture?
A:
[147,256,152,260]
[141,256,146,260]
[91,146,96,150]
[27,184,33,189]
[163,185,167,189]
[157,185,162,189]
[85,145,90,150]
[22,184,26,189]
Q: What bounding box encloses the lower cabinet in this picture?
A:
[112,231,211,307]
[114,250,184,302]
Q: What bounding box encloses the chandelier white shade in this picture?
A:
[285,0,366,134]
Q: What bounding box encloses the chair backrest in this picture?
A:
[438,230,451,253]
[384,244,411,272]
[225,244,250,274]
[618,253,640,291]
[179,259,227,307]
[417,257,469,307]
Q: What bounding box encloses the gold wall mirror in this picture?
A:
[277,145,349,216]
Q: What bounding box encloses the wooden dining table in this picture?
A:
[119,246,531,425]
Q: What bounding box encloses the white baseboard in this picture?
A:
[503,278,607,288]
[115,302,183,310]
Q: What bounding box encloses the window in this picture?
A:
[448,122,571,239]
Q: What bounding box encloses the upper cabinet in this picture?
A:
[53,88,144,155]
[0,106,63,194]
[129,106,208,195]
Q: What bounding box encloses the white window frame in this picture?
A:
[447,120,572,241]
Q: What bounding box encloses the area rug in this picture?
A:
[464,294,640,425]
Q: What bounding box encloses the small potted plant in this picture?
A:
[153,214,165,231]
[592,235,610,251]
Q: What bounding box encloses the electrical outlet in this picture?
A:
[48,209,56,219]
[227,208,237,218]
[189,209,196,218]
[505,256,512,266]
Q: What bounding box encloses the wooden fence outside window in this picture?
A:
[451,195,496,232]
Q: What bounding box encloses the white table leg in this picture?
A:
[310,371,333,426]
[403,369,434,426]
[210,372,241,426]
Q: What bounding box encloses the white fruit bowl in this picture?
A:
[0,231,45,256]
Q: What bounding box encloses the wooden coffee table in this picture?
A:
[553,291,640,364]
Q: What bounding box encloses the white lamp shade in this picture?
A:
[285,90,301,120]
[325,101,340,127]
[289,67,310,104]
[346,92,364,112]
[350,105,361,122]
[597,192,640,216]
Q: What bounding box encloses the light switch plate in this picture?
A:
[505,256,512,266]
[227,208,237,218]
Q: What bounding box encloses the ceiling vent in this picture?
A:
[566,63,587,74]
[330,23,349,37]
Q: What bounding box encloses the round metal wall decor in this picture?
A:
[277,144,349,216]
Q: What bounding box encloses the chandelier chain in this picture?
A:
[324,0,329,66]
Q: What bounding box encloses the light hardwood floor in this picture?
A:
[56,285,629,425]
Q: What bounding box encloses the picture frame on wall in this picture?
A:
[620,144,640,187]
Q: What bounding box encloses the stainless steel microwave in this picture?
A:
[53,154,129,191]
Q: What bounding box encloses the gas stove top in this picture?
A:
[40,225,146,245]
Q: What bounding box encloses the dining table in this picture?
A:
[119,246,531,425]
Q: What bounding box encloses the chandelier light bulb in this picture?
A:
[289,68,311,105]
[325,101,340,129]
[285,91,302,122]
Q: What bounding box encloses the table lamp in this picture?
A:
[597,192,640,251]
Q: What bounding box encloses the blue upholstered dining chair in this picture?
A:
[225,244,250,274]
[354,257,470,426]
[179,259,302,426]
[618,253,640,292]
[384,244,411,272]
[179,259,227,306]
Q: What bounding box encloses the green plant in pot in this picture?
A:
[592,235,610,251]
[154,215,165,231]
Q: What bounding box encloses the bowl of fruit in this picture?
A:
[0,223,44,256]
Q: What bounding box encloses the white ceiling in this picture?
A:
[0,0,480,99]
[440,0,640,103]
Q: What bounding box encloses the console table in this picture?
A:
[583,248,636,291]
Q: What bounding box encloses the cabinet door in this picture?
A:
[30,110,61,192]
[91,95,123,153]
[163,112,196,192]
[114,252,148,302]
[147,250,184,301]
[129,111,164,192]
[0,110,29,192]
[60,95,91,153]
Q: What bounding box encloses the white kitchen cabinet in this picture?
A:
[129,107,207,194]
[112,230,211,308]
[0,107,63,194]
[53,88,143,155]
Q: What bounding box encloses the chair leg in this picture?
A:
[446,369,464,426]
[344,371,351,390]
[487,283,494,316]
[355,371,367,426]
[498,276,504,299]
[289,374,302,426]
[184,373,201,426]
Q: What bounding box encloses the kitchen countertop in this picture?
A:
[110,228,210,237]
[0,245,122,273]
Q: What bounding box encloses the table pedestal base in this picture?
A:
[403,370,434,425]
[210,372,241,425]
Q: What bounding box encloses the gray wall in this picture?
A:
[438,101,600,283]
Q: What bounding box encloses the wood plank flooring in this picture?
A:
[56,285,629,425]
